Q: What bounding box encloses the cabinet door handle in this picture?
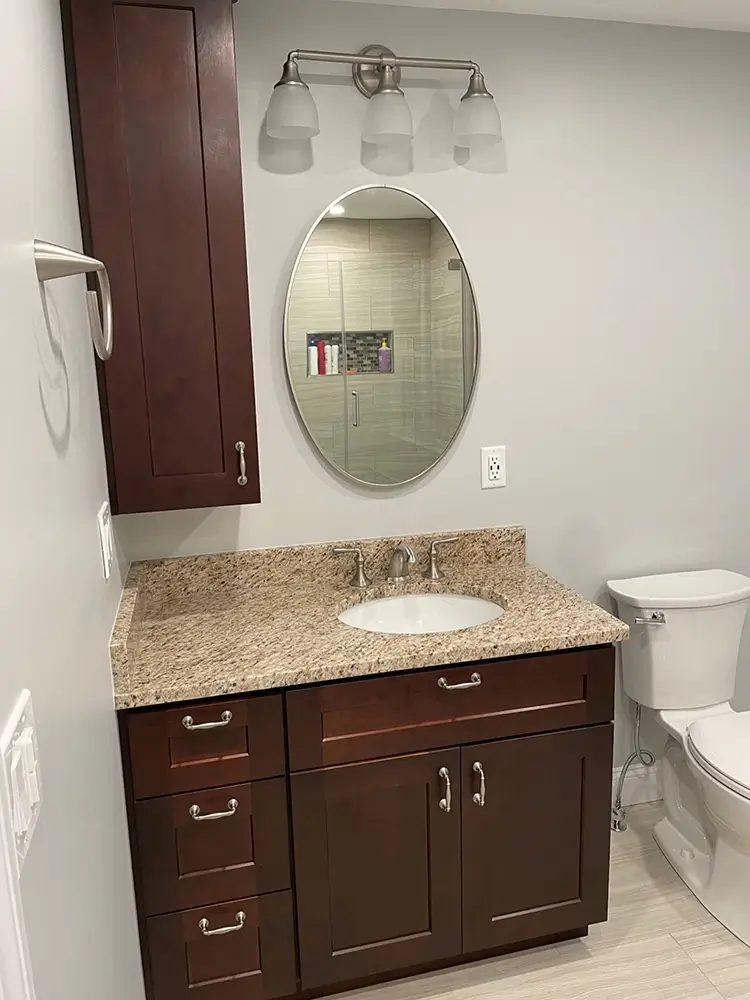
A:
[437,672,481,691]
[189,798,239,822]
[438,766,452,812]
[235,441,248,486]
[198,911,246,937]
[182,709,233,731]
[472,761,486,806]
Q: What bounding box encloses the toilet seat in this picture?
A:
[687,711,750,801]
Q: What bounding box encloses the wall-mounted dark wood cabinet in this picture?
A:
[119,648,615,1000]
[63,0,260,513]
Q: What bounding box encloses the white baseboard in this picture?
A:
[612,761,661,807]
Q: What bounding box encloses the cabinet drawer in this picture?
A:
[287,647,614,770]
[147,891,297,1000]
[135,778,290,916]
[127,694,285,799]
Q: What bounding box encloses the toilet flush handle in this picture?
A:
[634,611,667,626]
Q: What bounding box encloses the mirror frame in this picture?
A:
[283,184,481,489]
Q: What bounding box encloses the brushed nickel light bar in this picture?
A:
[265,44,501,148]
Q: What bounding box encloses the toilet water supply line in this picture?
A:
[611,704,655,833]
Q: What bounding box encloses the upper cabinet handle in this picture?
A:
[437,672,481,691]
[235,441,248,486]
[34,240,113,360]
[182,709,233,731]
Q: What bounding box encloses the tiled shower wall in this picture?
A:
[287,217,466,483]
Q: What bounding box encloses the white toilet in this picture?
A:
[608,569,750,944]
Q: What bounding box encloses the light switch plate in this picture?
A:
[481,445,506,489]
[97,501,114,580]
[1,691,41,873]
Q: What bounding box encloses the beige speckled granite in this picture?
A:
[110,526,628,710]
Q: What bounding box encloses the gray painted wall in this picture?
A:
[0,1,143,996]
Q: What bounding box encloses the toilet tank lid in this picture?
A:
[688,712,750,795]
[607,570,750,609]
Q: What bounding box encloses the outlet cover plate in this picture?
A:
[97,501,114,580]
[481,445,506,489]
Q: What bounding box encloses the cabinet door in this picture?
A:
[292,750,462,989]
[64,0,260,512]
[461,725,613,953]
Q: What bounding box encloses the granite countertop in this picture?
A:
[111,526,628,710]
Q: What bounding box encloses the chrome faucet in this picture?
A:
[387,542,416,582]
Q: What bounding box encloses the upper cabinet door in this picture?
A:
[64,0,260,512]
[291,750,462,989]
[461,725,613,953]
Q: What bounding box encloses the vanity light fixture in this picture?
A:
[327,204,346,216]
[362,64,413,145]
[454,69,503,148]
[266,57,321,139]
[266,44,501,148]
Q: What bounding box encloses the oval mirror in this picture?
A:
[284,186,479,487]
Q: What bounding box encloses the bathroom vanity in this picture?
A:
[112,528,627,1000]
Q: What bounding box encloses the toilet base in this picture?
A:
[654,816,750,946]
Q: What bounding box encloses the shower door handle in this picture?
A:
[351,391,360,427]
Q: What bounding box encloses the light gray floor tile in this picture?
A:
[673,919,750,999]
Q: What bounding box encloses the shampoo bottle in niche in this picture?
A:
[324,343,332,375]
[378,338,391,373]
[317,340,326,375]
[308,345,318,377]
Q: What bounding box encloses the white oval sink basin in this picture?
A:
[338,593,503,635]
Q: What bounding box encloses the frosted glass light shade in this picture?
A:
[363,91,414,145]
[454,95,502,148]
[266,84,320,139]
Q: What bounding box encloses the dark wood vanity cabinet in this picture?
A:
[120,647,615,1000]
[292,750,463,989]
[62,0,260,513]
[460,726,613,952]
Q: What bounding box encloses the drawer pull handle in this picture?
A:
[437,672,481,691]
[189,798,239,822]
[438,766,452,812]
[198,911,246,937]
[472,761,486,807]
[182,710,233,731]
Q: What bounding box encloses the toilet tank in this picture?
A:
[608,570,750,710]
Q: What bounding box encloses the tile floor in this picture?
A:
[344,803,750,1000]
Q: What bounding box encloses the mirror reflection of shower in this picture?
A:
[448,257,477,408]
[285,187,479,488]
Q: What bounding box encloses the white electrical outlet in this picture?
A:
[481,445,506,489]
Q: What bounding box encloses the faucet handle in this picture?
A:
[424,536,459,581]
[334,547,372,589]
